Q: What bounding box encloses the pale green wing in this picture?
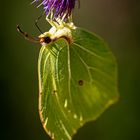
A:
[38,28,119,140]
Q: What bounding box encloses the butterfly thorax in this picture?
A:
[39,20,76,46]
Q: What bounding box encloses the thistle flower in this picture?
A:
[35,0,77,21]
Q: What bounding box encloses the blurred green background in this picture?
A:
[0,0,140,140]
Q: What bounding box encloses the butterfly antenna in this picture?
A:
[17,25,40,43]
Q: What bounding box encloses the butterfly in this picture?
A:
[17,21,118,140]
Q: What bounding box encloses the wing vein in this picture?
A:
[67,44,73,107]
[73,42,105,60]
[72,47,92,83]
[73,43,113,81]
[50,53,70,122]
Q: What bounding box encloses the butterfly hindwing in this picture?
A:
[38,28,118,140]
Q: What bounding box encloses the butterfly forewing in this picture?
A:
[38,28,118,140]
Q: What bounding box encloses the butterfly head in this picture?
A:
[39,36,52,46]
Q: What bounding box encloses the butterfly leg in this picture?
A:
[35,11,46,34]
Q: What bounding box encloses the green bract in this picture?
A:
[38,28,118,140]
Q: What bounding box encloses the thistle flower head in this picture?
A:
[35,0,77,22]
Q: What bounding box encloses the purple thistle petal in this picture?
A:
[35,0,78,20]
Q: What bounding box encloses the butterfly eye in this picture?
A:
[40,36,52,44]
[45,36,52,43]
